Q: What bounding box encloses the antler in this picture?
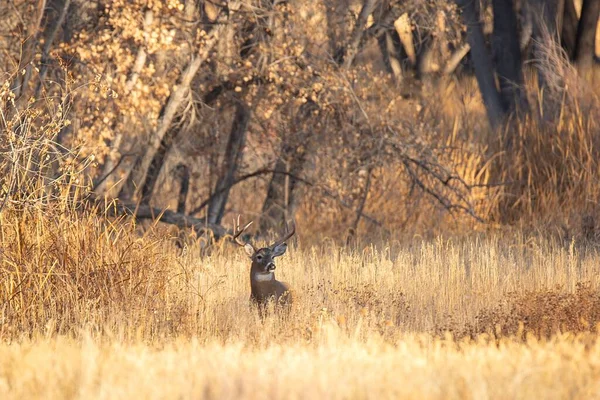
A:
[270,220,296,249]
[232,216,255,251]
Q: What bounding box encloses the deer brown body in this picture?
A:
[232,219,295,315]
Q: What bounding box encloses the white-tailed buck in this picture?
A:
[232,219,295,316]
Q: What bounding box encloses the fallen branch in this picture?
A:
[94,198,228,238]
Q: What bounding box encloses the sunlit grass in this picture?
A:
[1,332,600,399]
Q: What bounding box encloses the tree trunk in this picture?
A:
[394,13,416,68]
[342,0,378,69]
[174,164,190,214]
[97,198,227,238]
[259,144,307,234]
[34,0,72,99]
[443,43,471,75]
[456,0,506,129]
[139,123,180,205]
[527,0,562,98]
[561,0,579,58]
[361,1,405,50]
[373,1,405,81]
[574,0,600,79]
[491,0,528,114]
[325,1,344,57]
[206,103,251,225]
[11,0,47,104]
[348,166,373,243]
[377,31,403,82]
[528,0,562,38]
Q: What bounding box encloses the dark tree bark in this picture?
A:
[259,144,307,234]
[139,123,180,205]
[527,0,562,97]
[561,0,579,59]
[174,164,190,214]
[348,166,373,242]
[206,102,251,225]
[574,0,600,78]
[491,0,528,114]
[456,0,506,129]
[325,0,344,57]
[528,0,562,39]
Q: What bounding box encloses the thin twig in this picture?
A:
[92,153,137,192]
[189,168,384,228]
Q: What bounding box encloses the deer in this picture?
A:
[232,219,295,316]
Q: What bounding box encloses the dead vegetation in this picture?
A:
[1,0,600,397]
[468,283,600,339]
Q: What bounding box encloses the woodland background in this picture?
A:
[2,0,599,243]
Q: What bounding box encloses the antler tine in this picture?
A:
[270,220,296,248]
[232,218,254,249]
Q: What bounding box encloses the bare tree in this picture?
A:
[574,0,600,79]
[118,11,227,200]
[207,103,251,226]
[258,102,314,234]
[455,0,506,129]
[491,0,528,114]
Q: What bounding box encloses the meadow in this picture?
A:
[2,204,600,398]
[1,1,600,397]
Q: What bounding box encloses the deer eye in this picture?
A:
[256,255,263,261]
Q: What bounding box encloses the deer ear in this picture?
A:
[272,243,288,257]
[244,244,254,258]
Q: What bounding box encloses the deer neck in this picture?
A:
[250,265,276,302]
[250,264,275,283]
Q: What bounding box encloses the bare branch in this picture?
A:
[188,168,385,228]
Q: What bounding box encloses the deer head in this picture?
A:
[232,218,295,273]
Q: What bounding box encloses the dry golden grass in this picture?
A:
[2,202,600,398]
[2,333,600,399]
[3,204,600,340]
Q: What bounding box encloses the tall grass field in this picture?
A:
[2,202,600,398]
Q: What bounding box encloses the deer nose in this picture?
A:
[267,262,276,271]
